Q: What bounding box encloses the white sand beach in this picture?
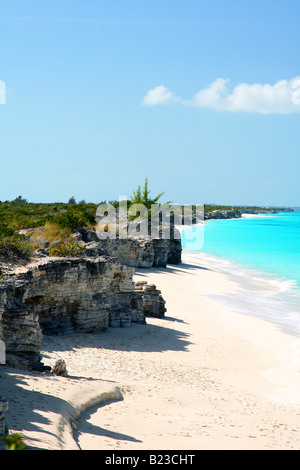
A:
[2,252,300,450]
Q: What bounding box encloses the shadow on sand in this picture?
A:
[134,262,212,279]
[0,368,72,450]
[42,319,192,357]
[73,401,142,449]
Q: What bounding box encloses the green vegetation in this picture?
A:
[30,223,73,245]
[48,241,86,258]
[0,189,289,262]
[0,233,34,258]
[50,209,95,230]
[130,177,168,209]
[67,196,76,205]
[204,204,239,213]
[2,433,27,450]
[205,204,261,213]
[0,197,97,259]
[0,198,97,232]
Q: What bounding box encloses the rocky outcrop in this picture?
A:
[134,281,166,319]
[0,255,166,370]
[205,210,241,220]
[83,238,155,268]
[51,359,68,377]
[74,227,182,268]
[204,207,295,220]
[0,398,8,438]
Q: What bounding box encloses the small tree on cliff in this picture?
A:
[130,177,168,209]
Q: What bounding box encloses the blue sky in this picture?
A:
[0,0,299,206]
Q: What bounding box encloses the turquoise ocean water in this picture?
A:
[181,211,300,337]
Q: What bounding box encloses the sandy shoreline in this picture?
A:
[1,252,300,450]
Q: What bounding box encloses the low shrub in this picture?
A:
[48,241,86,258]
[0,233,34,258]
[2,433,27,450]
[0,226,15,237]
[50,210,95,230]
[30,223,73,248]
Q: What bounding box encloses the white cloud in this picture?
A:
[142,85,178,106]
[142,77,300,114]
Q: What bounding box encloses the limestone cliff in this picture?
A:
[0,255,166,370]
[74,227,182,268]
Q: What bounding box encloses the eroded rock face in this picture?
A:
[0,398,9,438]
[84,238,155,268]
[134,281,166,319]
[205,210,241,220]
[0,255,166,370]
[75,227,182,268]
